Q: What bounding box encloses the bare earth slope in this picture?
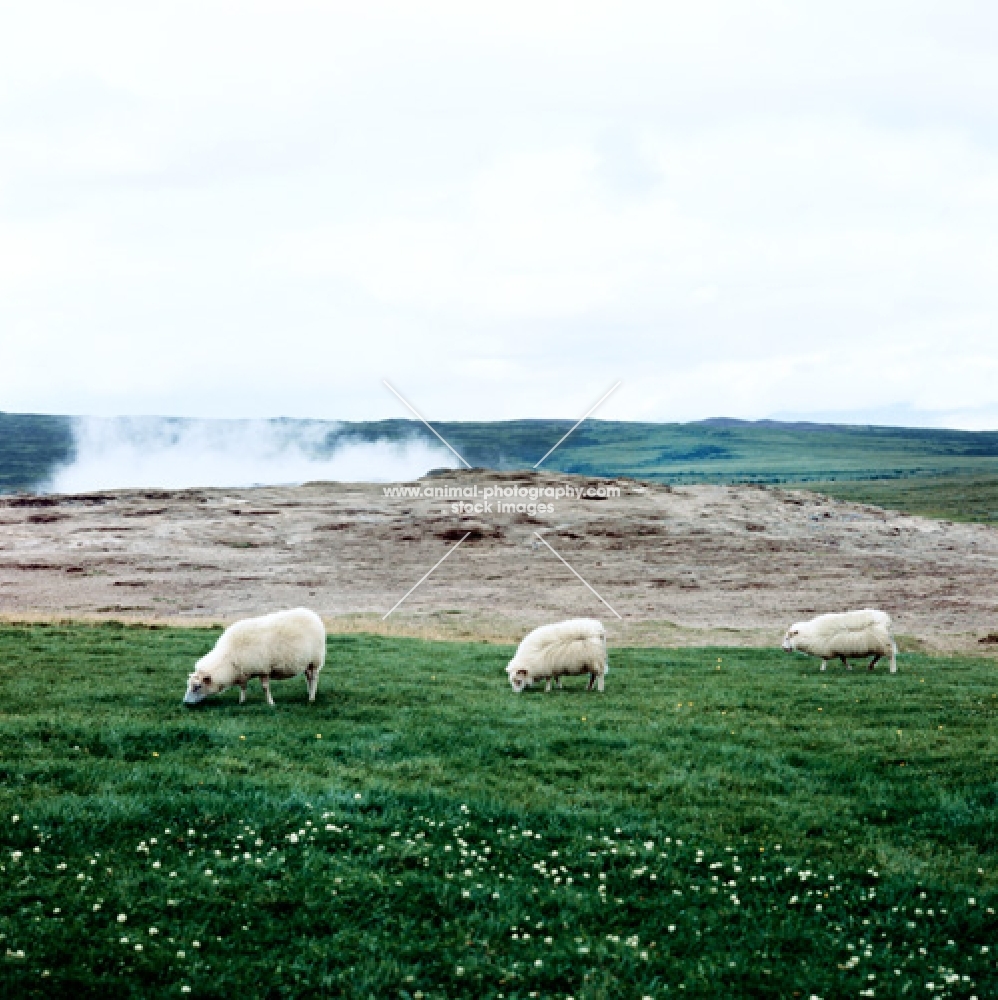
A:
[1,472,996,651]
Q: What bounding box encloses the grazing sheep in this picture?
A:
[184,608,326,706]
[506,618,608,693]
[782,609,897,673]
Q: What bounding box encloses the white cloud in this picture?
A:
[0,2,996,428]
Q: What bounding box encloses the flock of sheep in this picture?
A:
[183,606,898,706]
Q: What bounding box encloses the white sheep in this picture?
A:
[506,618,608,693]
[183,608,326,706]
[782,609,897,673]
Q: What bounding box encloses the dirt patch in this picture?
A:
[1,473,996,652]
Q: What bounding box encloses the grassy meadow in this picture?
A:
[1,624,997,998]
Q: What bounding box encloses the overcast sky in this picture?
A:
[2,2,997,429]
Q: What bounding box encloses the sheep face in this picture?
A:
[782,626,800,653]
[506,662,531,693]
[184,659,224,705]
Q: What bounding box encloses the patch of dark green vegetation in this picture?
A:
[1,624,996,998]
[811,473,998,526]
[0,413,75,493]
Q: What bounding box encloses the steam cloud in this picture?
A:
[46,417,458,492]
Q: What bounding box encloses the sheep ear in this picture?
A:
[202,675,212,686]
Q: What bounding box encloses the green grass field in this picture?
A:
[810,474,998,526]
[1,625,996,999]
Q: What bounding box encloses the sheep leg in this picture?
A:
[587,672,596,691]
[238,682,247,704]
[544,679,551,693]
[889,642,897,674]
[305,664,318,702]
[820,659,827,671]
[868,654,881,672]
[840,655,851,670]
[261,676,275,707]
[596,671,605,693]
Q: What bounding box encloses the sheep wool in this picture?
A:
[506,618,608,693]
[782,609,897,673]
[184,608,326,706]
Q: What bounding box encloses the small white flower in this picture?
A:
[177,950,185,958]
[149,928,158,936]
[192,940,200,949]
[134,944,143,952]
[117,914,128,924]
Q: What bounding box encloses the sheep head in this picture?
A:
[781,625,801,653]
[184,654,222,705]
[506,660,530,693]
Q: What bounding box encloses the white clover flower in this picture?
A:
[134,944,143,952]
[192,941,200,948]
[177,950,186,958]
[149,928,158,936]
[117,914,128,924]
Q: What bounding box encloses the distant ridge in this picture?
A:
[1,411,996,500]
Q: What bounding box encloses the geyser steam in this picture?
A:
[46,417,457,492]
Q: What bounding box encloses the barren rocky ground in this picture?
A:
[1,471,996,652]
